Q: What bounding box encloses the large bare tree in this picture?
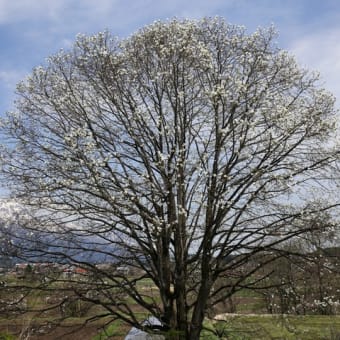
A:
[1,18,339,339]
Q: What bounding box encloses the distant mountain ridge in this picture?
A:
[0,199,123,266]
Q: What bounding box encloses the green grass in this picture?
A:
[235,299,265,313]
[202,315,340,340]
[234,289,261,298]
[92,320,125,340]
[0,332,16,340]
[92,315,340,340]
[2,274,340,339]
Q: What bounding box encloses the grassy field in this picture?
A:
[1,273,340,339]
[202,315,340,340]
[90,315,340,339]
[1,309,340,339]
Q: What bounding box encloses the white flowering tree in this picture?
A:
[1,18,339,338]
[257,213,340,316]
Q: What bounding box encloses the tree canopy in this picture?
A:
[1,18,339,339]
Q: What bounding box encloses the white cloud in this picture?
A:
[0,69,25,90]
[289,29,340,104]
[0,69,27,113]
[0,0,235,28]
[1,0,339,110]
[0,0,240,58]
[0,0,237,115]
[0,0,64,23]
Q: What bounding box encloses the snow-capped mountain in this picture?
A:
[0,199,123,266]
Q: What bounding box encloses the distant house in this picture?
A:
[116,266,130,276]
[15,263,30,271]
[61,265,88,278]
[125,317,165,340]
[74,267,88,275]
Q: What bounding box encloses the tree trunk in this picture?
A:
[174,272,188,339]
[189,265,213,339]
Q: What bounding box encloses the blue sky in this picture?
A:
[1,0,340,115]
